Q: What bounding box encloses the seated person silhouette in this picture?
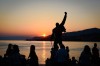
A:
[51,12,67,49]
[28,45,39,66]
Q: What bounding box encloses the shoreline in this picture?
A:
[0,40,100,42]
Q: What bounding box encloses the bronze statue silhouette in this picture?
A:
[51,12,67,49]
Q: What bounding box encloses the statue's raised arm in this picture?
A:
[60,12,67,26]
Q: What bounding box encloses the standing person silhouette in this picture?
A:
[51,12,67,49]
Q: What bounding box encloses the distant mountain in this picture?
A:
[26,28,100,41]
[0,36,31,40]
[62,28,100,41]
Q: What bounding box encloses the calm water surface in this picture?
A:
[0,40,100,64]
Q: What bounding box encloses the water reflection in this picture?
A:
[42,41,46,62]
[0,41,100,64]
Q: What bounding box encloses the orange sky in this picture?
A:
[0,0,100,36]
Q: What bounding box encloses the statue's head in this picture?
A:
[56,22,59,27]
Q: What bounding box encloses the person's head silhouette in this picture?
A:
[84,45,90,52]
[30,45,35,51]
[94,43,97,47]
[13,45,19,53]
[61,44,65,49]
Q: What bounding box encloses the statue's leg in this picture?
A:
[54,40,59,49]
[59,40,65,48]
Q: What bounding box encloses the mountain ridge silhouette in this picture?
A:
[27,28,100,41]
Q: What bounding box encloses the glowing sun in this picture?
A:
[42,34,46,37]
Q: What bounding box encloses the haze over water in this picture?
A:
[0,40,100,64]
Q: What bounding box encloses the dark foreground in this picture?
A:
[39,64,45,66]
[0,43,100,66]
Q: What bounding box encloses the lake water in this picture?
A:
[0,40,100,64]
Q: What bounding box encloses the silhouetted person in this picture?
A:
[45,47,59,66]
[20,55,27,66]
[92,43,99,66]
[2,54,8,66]
[71,57,78,66]
[56,45,67,66]
[28,45,39,66]
[5,43,13,57]
[46,58,52,66]
[11,45,22,66]
[12,45,20,54]
[2,44,27,66]
[92,43,99,58]
[3,43,13,66]
[0,55,2,66]
[50,47,58,61]
[51,12,67,49]
[66,46,70,60]
[79,45,92,66]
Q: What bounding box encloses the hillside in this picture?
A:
[27,28,100,41]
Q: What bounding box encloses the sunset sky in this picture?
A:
[0,0,100,36]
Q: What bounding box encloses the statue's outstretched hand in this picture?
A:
[65,12,67,15]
